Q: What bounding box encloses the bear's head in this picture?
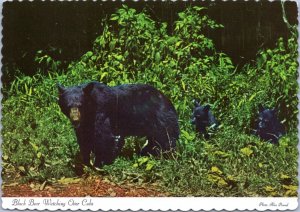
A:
[258,105,278,131]
[58,83,94,128]
[191,101,210,126]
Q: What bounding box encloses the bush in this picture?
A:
[220,35,298,132]
[2,73,79,181]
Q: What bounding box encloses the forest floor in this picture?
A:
[2,176,168,197]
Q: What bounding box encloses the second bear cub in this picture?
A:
[191,100,218,139]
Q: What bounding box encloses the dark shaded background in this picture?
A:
[2,1,298,79]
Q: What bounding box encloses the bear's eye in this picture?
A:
[68,102,82,108]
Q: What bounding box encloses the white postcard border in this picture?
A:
[1,197,298,211]
[1,1,300,211]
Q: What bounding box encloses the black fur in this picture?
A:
[58,81,179,167]
[255,105,285,144]
[191,101,218,139]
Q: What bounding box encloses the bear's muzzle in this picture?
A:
[70,107,81,127]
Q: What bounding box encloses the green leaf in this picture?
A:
[155,52,161,63]
[211,166,223,175]
[18,166,26,172]
[3,155,8,161]
[58,177,81,184]
[214,151,230,158]
[109,40,116,51]
[280,174,291,180]
[37,152,42,159]
[249,91,262,102]
[113,54,123,61]
[110,14,119,21]
[100,72,108,81]
[46,57,52,66]
[181,81,186,91]
[240,147,253,156]
[145,162,155,171]
[138,157,149,166]
[29,142,39,152]
[175,41,183,47]
[264,186,275,192]
[283,185,297,191]
[193,6,207,12]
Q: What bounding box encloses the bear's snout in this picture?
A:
[70,107,81,122]
[258,121,265,129]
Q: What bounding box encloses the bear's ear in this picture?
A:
[271,108,277,114]
[204,105,210,112]
[193,99,200,107]
[258,104,265,113]
[57,84,65,95]
[83,82,94,95]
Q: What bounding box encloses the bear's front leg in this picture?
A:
[76,127,93,167]
[196,126,209,139]
[203,129,210,140]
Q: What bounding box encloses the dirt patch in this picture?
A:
[2,176,168,197]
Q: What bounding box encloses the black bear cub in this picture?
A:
[255,105,285,144]
[191,100,218,139]
[58,81,179,167]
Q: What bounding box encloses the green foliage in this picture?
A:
[34,48,65,74]
[2,73,79,181]
[222,35,298,131]
[68,5,232,122]
[2,5,298,196]
[101,127,298,196]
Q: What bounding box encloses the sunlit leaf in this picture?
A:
[240,147,253,156]
[18,166,26,173]
[58,177,81,184]
[264,186,275,192]
[211,166,223,175]
[145,162,155,171]
[282,185,297,191]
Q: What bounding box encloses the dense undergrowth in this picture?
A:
[2,5,298,196]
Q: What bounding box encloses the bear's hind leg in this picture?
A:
[141,134,175,157]
[140,137,159,156]
[151,127,177,156]
[115,135,125,155]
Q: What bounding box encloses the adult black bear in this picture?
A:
[255,105,285,144]
[191,100,218,139]
[58,81,179,167]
